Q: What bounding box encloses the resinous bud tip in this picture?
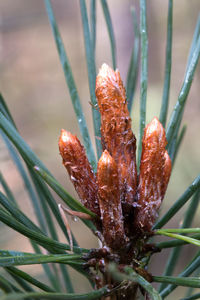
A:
[145,117,165,140]
[96,63,118,92]
[59,129,75,146]
[97,63,113,79]
[60,129,71,143]
[98,150,113,168]
[144,117,167,148]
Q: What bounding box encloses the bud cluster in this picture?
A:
[59,64,171,253]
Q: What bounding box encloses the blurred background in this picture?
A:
[0,0,200,298]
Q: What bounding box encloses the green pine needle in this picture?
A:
[100,0,116,69]
[154,175,200,229]
[126,6,140,113]
[159,0,173,128]
[44,0,97,170]
[138,0,148,168]
[79,0,102,161]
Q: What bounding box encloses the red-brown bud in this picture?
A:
[135,117,171,232]
[97,150,127,250]
[58,129,100,216]
[95,64,137,208]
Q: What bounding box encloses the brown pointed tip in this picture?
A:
[98,63,114,77]
[145,117,166,142]
[96,63,116,88]
[98,150,113,166]
[59,129,72,144]
[58,130,77,154]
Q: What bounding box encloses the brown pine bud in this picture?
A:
[95,63,137,208]
[58,129,100,216]
[97,150,127,250]
[135,117,171,232]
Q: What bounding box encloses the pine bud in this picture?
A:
[97,150,127,250]
[59,129,100,216]
[96,63,137,208]
[135,117,171,232]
